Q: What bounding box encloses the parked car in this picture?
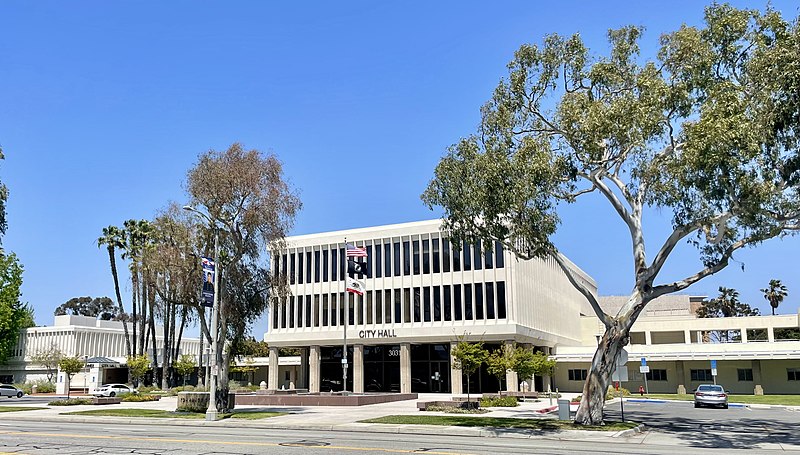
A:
[694,384,729,409]
[0,384,24,398]
[93,383,136,397]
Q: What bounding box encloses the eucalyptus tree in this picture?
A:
[186,142,300,412]
[97,225,132,359]
[0,147,7,240]
[54,296,117,320]
[761,279,788,315]
[423,4,800,424]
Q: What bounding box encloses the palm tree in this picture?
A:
[98,225,132,358]
[761,279,789,316]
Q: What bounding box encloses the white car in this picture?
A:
[93,383,136,397]
[0,384,24,398]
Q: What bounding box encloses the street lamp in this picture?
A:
[183,205,221,421]
[83,355,89,396]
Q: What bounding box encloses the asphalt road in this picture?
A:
[603,399,800,451]
[0,418,725,455]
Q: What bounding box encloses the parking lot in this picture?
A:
[605,400,800,450]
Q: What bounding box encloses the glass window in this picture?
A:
[737,369,753,381]
[486,282,495,319]
[331,248,338,281]
[322,249,329,282]
[443,285,452,321]
[272,299,279,329]
[366,245,373,278]
[358,293,365,325]
[495,242,504,268]
[443,239,451,272]
[484,242,493,269]
[298,252,304,284]
[403,241,411,275]
[349,293,355,326]
[296,296,303,328]
[375,242,382,278]
[413,287,421,322]
[464,284,473,320]
[454,284,463,320]
[568,369,588,381]
[393,242,401,277]
[423,286,431,322]
[314,251,320,283]
[412,240,420,275]
[314,295,320,327]
[395,289,403,323]
[403,288,411,323]
[373,291,381,324]
[691,369,713,381]
[451,240,460,271]
[305,297,312,327]
[433,285,441,321]
[422,239,430,274]
[322,294,329,327]
[340,247,346,278]
[306,251,312,284]
[462,241,472,271]
[432,239,440,273]
[646,369,667,381]
[384,243,392,278]
[788,368,800,381]
[384,289,392,323]
[473,241,482,271]
[280,300,287,328]
[497,282,507,319]
[290,253,296,284]
[474,283,484,319]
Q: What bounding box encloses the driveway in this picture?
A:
[604,399,800,451]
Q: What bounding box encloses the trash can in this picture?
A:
[557,399,570,420]
[31,385,38,394]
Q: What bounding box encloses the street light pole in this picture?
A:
[183,205,221,421]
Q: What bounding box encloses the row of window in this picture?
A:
[567,368,800,382]
[274,238,505,285]
[272,282,507,329]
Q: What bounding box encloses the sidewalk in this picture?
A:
[2,392,637,440]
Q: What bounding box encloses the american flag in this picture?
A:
[346,243,367,258]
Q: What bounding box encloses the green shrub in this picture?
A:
[33,380,56,393]
[137,386,160,394]
[425,405,488,414]
[121,394,161,402]
[48,398,92,406]
[572,395,582,403]
[14,383,31,394]
[479,396,519,407]
[228,381,241,390]
[606,385,631,400]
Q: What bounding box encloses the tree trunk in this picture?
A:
[131,267,138,358]
[108,247,132,359]
[161,300,172,390]
[574,322,628,425]
[138,272,148,356]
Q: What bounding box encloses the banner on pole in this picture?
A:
[346,276,365,295]
[201,256,215,307]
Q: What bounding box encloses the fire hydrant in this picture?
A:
[639,385,645,396]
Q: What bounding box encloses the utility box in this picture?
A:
[557,399,570,420]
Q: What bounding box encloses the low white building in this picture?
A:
[1,315,201,393]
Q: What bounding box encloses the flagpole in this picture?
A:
[343,237,348,395]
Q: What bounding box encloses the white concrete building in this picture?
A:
[265,219,595,394]
[265,219,800,395]
[1,315,201,393]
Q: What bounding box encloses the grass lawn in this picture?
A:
[359,415,638,432]
[641,394,800,406]
[0,406,48,412]
[63,408,285,420]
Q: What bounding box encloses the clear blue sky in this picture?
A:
[2,1,798,335]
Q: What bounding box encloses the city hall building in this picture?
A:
[264,219,595,395]
[265,219,800,396]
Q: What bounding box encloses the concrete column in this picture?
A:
[504,341,518,392]
[400,343,411,393]
[768,327,775,342]
[676,360,686,394]
[309,345,321,393]
[299,348,308,389]
[753,359,764,395]
[267,347,279,391]
[289,368,296,389]
[684,330,692,344]
[353,344,364,393]
[741,329,749,343]
[450,342,462,395]
[540,346,552,392]
[645,331,652,345]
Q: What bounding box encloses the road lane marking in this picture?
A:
[0,430,473,455]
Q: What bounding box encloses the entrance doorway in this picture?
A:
[410,344,451,393]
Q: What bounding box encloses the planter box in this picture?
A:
[177,391,236,413]
[92,397,122,405]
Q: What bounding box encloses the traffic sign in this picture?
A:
[641,357,647,366]
[612,367,629,382]
[640,365,650,374]
[710,360,717,369]
[711,368,717,376]
[617,348,629,366]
